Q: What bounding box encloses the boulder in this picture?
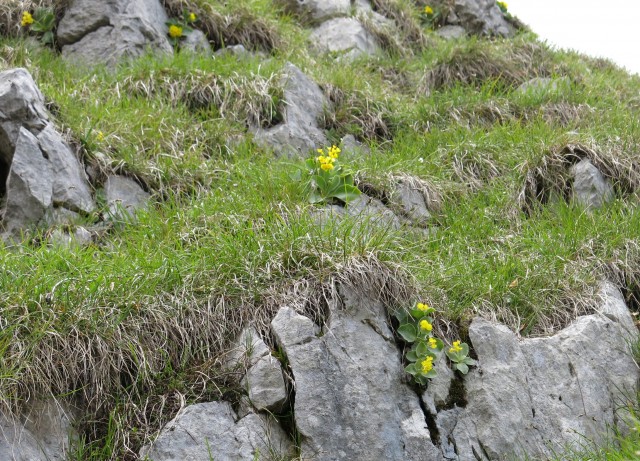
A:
[390,180,432,224]
[104,175,149,221]
[309,17,381,60]
[450,0,514,37]
[181,30,212,54]
[570,158,614,209]
[0,400,77,461]
[270,288,442,460]
[57,0,173,65]
[140,401,293,461]
[277,0,351,24]
[252,63,329,157]
[446,282,638,460]
[0,68,95,236]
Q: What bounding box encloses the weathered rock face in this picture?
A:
[252,63,329,157]
[437,282,638,461]
[450,0,514,37]
[0,69,95,235]
[278,0,351,24]
[57,0,173,65]
[104,175,150,221]
[270,289,442,460]
[309,17,381,60]
[0,400,77,461]
[140,401,293,461]
[570,158,614,209]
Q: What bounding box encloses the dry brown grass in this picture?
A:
[320,83,398,141]
[420,41,555,94]
[517,142,640,214]
[370,0,432,52]
[162,0,282,53]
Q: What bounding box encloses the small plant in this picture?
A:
[298,145,361,205]
[420,5,442,30]
[395,302,476,385]
[21,8,56,46]
[166,10,198,46]
[496,1,508,13]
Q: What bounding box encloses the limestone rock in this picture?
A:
[517,77,571,95]
[451,0,514,37]
[270,286,441,460]
[181,30,212,54]
[140,401,293,461]
[252,63,329,157]
[391,180,432,224]
[570,158,614,209]
[104,175,150,221]
[278,0,351,24]
[448,282,638,460]
[340,134,370,155]
[309,17,380,60]
[436,25,466,40]
[0,400,77,461]
[57,0,173,65]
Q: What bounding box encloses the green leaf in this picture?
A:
[463,357,477,366]
[289,169,302,182]
[460,343,470,356]
[405,350,418,362]
[416,341,429,357]
[456,363,469,374]
[397,324,417,343]
[394,309,408,324]
[409,308,426,319]
[41,31,54,45]
[423,368,438,379]
[308,191,325,204]
[414,374,427,385]
[404,363,418,376]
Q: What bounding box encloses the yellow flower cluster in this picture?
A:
[424,6,434,15]
[449,340,463,353]
[428,337,438,349]
[188,12,197,22]
[21,11,34,27]
[416,302,429,311]
[421,356,434,373]
[169,24,183,38]
[316,145,341,171]
[419,319,433,332]
[497,1,508,11]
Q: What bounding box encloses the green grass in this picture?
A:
[1,0,640,459]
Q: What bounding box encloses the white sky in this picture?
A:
[507,0,640,75]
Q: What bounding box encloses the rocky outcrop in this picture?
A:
[0,68,95,235]
[0,400,77,461]
[448,0,514,37]
[56,0,173,65]
[140,401,293,461]
[252,63,329,157]
[309,17,381,60]
[570,159,614,209]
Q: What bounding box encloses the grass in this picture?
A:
[1,0,640,459]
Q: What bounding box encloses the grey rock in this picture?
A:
[449,283,638,460]
[517,77,571,95]
[340,134,370,155]
[391,180,432,224]
[243,354,287,412]
[436,25,466,40]
[104,175,150,221]
[0,400,77,461]
[181,30,212,54]
[48,226,94,248]
[270,286,441,461]
[253,63,329,157]
[0,68,48,163]
[2,128,53,232]
[226,328,271,369]
[309,17,380,60]
[37,124,95,214]
[141,401,293,461]
[57,0,173,66]
[344,194,402,229]
[278,0,351,24]
[570,158,614,209]
[452,0,514,37]
[421,357,453,413]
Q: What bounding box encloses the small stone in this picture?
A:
[104,175,150,221]
[181,30,212,54]
[436,25,466,40]
[570,158,614,209]
[310,18,380,60]
[270,307,318,348]
[451,0,514,37]
[391,180,432,225]
[242,354,287,412]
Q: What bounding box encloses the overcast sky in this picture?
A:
[507,0,640,75]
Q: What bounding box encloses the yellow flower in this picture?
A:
[188,12,197,22]
[424,6,434,15]
[419,319,433,332]
[168,24,183,39]
[449,340,463,353]
[320,162,335,171]
[21,11,34,27]
[96,131,105,142]
[428,337,438,349]
[416,302,429,311]
[420,356,434,373]
[497,1,507,11]
[328,145,341,159]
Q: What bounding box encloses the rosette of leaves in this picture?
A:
[445,341,477,374]
[26,8,56,45]
[395,303,443,385]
